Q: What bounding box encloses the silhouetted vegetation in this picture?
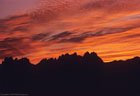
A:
[0,52,140,96]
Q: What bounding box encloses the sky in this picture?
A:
[0,0,140,64]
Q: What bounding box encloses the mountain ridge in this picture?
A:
[0,51,140,95]
[1,51,140,65]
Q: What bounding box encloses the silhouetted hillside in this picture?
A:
[0,52,140,96]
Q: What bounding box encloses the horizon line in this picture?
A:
[0,51,139,65]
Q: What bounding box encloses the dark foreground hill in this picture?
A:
[0,52,140,96]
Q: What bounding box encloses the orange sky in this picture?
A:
[0,0,140,64]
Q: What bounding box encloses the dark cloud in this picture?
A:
[91,28,130,36]
[0,25,8,32]
[3,37,24,42]
[59,33,89,43]
[0,38,24,59]
[81,0,115,10]
[0,14,28,22]
[0,14,30,34]
[18,22,31,25]
[122,34,140,39]
[58,26,140,43]
[0,37,31,59]
[30,8,58,23]
[63,36,88,43]
[91,26,140,37]
[31,33,49,41]
[0,37,25,49]
[11,26,28,32]
[81,1,103,10]
[50,31,73,41]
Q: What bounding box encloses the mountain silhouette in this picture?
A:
[0,51,140,96]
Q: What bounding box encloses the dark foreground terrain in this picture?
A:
[0,52,140,96]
